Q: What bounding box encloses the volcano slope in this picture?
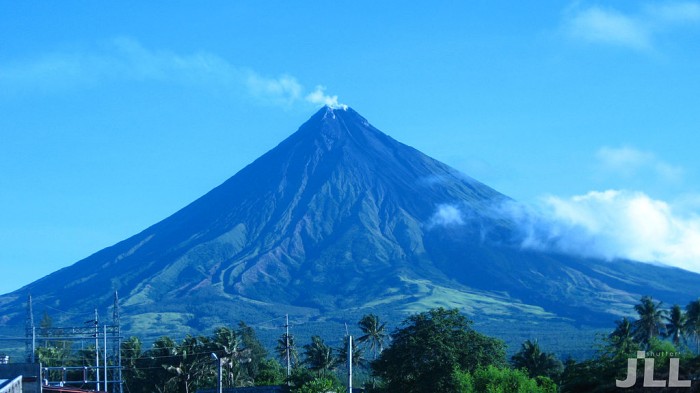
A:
[1,106,697,356]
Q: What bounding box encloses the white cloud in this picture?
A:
[504,190,700,273]
[650,2,700,24]
[0,37,340,108]
[596,146,684,182]
[305,85,347,109]
[430,204,465,226]
[246,72,302,106]
[566,6,652,50]
[597,146,653,174]
[563,1,700,51]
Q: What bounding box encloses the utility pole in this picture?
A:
[94,309,100,392]
[25,294,35,363]
[104,324,108,393]
[113,291,123,393]
[347,335,353,393]
[210,353,222,393]
[285,314,291,383]
[32,326,36,365]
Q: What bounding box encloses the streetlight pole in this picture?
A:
[210,353,222,393]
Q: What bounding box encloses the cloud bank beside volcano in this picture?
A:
[498,190,700,273]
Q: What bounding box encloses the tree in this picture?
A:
[238,321,267,383]
[371,307,505,393]
[163,335,210,393]
[210,326,253,387]
[357,314,388,360]
[121,336,147,393]
[665,304,687,347]
[302,336,338,376]
[254,358,286,386]
[633,296,667,347]
[39,311,53,340]
[604,317,639,361]
[130,326,277,393]
[142,336,180,393]
[511,339,562,379]
[337,335,368,371]
[685,299,700,353]
[35,346,71,382]
[276,332,299,369]
[34,311,73,383]
[293,377,344,393]
[453,366,557,393]
[559,357,617,393]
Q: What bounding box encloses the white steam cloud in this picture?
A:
[0,37,343,108]
[305,85,347,109]
[500,190,700,273]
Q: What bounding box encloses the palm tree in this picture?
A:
[357,314,387,359]
[121,336,145,386]
[606,317,639,360]
[163,335,201,393]
[302,336,338,376]
[145,336,180,393]
[162,334,223,393]
[211,327,252,387]
[337,336,368,370]
[511,339,562,379]
[633,296,667,348]
[276,333,299,369]
[665,304,687,347]
[685,299,700,353]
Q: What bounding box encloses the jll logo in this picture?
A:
[616,351,691,388]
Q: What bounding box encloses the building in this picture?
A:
[0,363,41,393]
[0,376,22,393]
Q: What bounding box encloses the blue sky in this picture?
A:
[2,1,700,295]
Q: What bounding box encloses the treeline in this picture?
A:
[559,295,700,392]
[34,310,553,392]
[33,295,700,393]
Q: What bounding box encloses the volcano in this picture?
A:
[2,106,698,354]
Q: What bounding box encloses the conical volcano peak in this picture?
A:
[316,104,359,122]
[295,104,376,147]
[320,104,346,121]
[323,102,349,112]
[4,102,700,363]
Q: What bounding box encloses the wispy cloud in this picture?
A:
[305,85,347,109]
[563,1,700,52]
[500,190,700,273]
[651,2,700,24]
[246,72,303,106]
[0,37,340,108]
[566,6,652,50]
[596,146,684,182]
[429,204,465,226]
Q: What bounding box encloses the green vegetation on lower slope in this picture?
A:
[115,275,610,360]
[19,295,700,392]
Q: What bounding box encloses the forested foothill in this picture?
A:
[32,296,700,392]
